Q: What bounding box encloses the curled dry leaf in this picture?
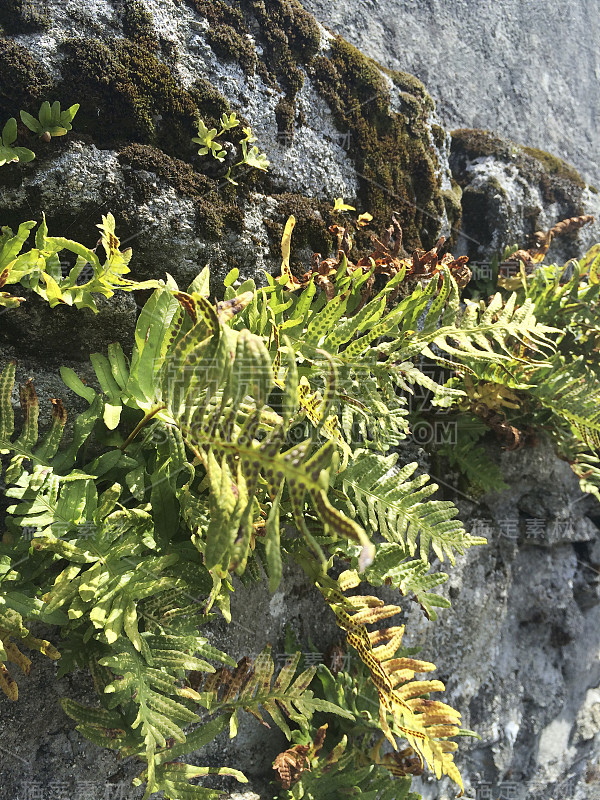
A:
[273,724,328,789]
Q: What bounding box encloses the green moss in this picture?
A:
[242,0,320,93]
[308,35,444,249]
[384,67,434,112]
[119,143,213,196]
[206,26,256,74]
[442,179,463,247]
[450,128,512,161]
[521,145,585,188]
[183,0,256,74]
[310,55,345,117]
[195,196,243,239]
[183,0,321,137]
[275,97,295,138]
[188,77,230,124]
[266,0,322,64]
[240,5,300,96]
[0,0,49,34]
[399,92,425,126]
[486,176,507,196]
[287,2,321,62]
[0,38,53,121]
[122,0,159,48]
[118,143,243,239]
[58,38,199,154]
[451,128,585,188]
[159,37,179,65]
[329,37,389,120]
[431,123,446,150]
[451,128,586,210]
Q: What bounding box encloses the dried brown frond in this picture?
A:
[473,402,524,450]
[316,570,464,794]
[273,724,328,789]
[279,214,471,308]
[273,745,310,789]
[501,215,596,278]
[531,214,595,262]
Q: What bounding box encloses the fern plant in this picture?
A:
[2,205,589,799]
[437,220,600,502]
[20,100,80,141]
[0,213,160,312]
[192,112,269,184]
[0,116,35,167]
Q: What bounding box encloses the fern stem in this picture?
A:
[120,405,166,450]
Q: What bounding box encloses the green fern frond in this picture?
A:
[340,452,485,565]
[395,274,559,367]
[363,544,451,620]
[60,697,135,750]
[135,762,247,800]
[153,301,373,574]
[0,214,161,312]
[564,447,600,502]
[435,414,509,496]
[99,634,234,798]
[529,357,600,451]
[284,750,416,800]
[191,644,353,740]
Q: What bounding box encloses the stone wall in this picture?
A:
[299,0,600,188]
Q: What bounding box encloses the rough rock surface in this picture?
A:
[449,128,600,265]
[298,0,600,188]
[0,2,599,800]
[406,438,600,800]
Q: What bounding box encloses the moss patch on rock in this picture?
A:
[184,0,320,141]
[451,128,586,207]
[521,145,585,188]
[449,128,512,163]
[431,123,447,151]
[0,0,49,35]
[118,143,213,196]
[450,129,589,258]
[58,38,200,154]
[121,0,159,49]
[450,128,585,191]
[188,77,231,124]
[183,0,256,74]
[442,179,463,246]
[241,0,320,96]
[118,143,243,239]
[310,35,445,249]
[0,38,53,120]
[383,67,434,113]
[274,97,295,138]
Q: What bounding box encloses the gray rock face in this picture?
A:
[299,0,600,188]
[449,129,600,264]
[405,438,600,799]
[1,2,600,800]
